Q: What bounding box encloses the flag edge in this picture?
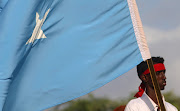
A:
[127,0,151,61]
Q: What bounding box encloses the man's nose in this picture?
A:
[163,75,166,80]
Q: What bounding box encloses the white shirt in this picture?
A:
[125,93,178,111]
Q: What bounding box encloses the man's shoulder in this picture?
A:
[165,101,178,111]
[125,97,147,111]
[127,97,142,105]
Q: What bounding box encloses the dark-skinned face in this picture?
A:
[145,70,166,90]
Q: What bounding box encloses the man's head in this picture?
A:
[137,57,167,90]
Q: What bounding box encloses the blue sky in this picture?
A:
[92,0,180,99]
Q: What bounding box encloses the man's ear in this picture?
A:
[140,74,148,83]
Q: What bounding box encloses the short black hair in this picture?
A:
[137,56,164,79]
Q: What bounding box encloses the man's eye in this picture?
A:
[156,71,164,74]
[156,70,166,75]
[156,72,160,75]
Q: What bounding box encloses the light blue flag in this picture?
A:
[0,0,151,111]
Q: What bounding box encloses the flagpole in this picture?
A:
[146,58,166,111]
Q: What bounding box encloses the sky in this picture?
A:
[91,0,180,99]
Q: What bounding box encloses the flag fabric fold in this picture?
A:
[0,0,8,12]
[0,0,150,111]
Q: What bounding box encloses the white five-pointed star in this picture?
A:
[26,9,50,45]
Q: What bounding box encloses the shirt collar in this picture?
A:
[141,92,165,110]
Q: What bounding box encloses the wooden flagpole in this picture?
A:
[146,58,166,111]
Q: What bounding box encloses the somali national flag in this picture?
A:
[0,0,151,110]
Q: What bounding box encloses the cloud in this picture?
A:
[166,58,180,95]
[143,25,180,44]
